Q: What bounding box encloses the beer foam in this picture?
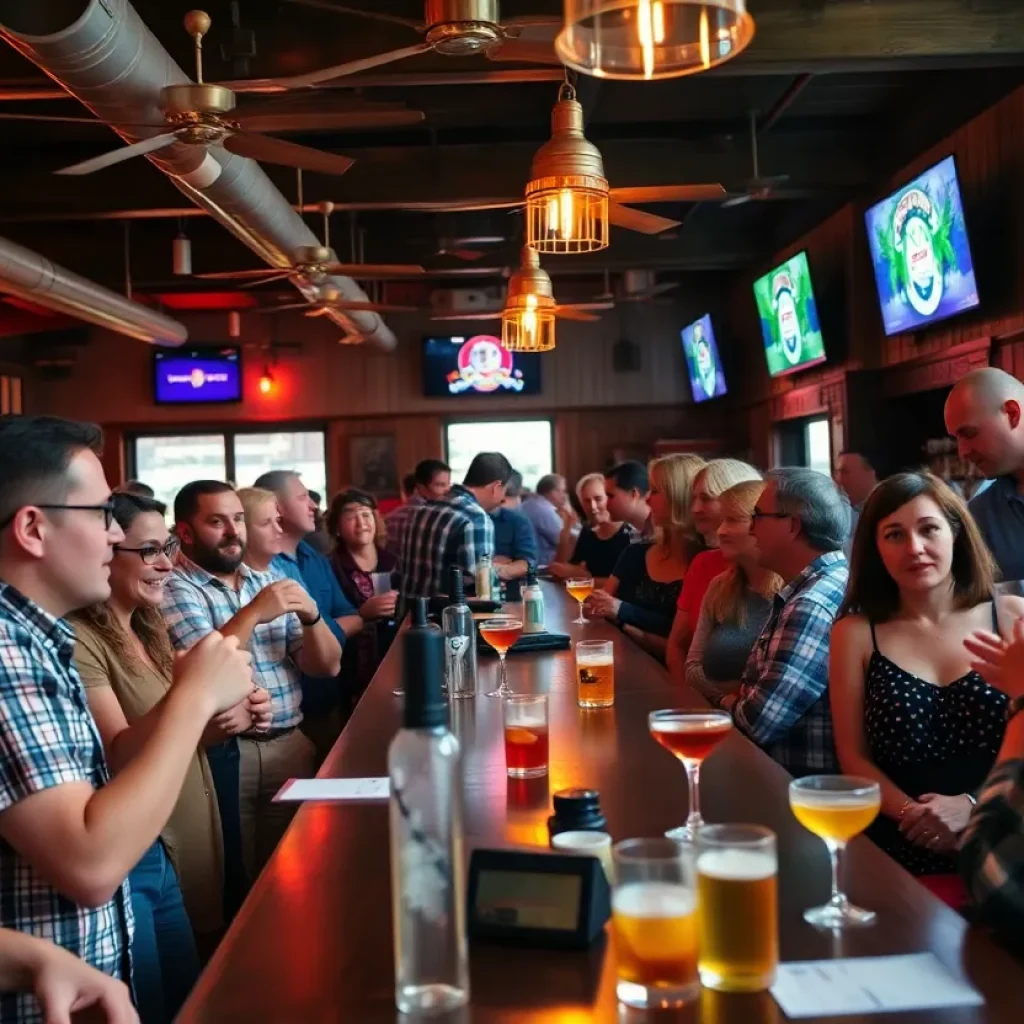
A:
[576,654,613,666]
[697,848,776,882]
[790,791,879,810]
[613,882,695,919]
[651,717,732,734]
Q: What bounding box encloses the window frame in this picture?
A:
[442,416,555,489]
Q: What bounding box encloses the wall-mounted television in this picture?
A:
[753,251,826,377]
[422,335,542,397]
[865,154,980,336]
[680,314,727,402]
[153,346,242,404]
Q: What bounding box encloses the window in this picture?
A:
[445,420,553,490]
[773,416,833,477]
[806,417,832,477]
[130,428,326,512]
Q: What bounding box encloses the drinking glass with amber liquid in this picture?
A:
[565,577,594,624]
[649,710,733,840]
[503,695,548,779]
[480,616,523,699]
[575,640,614,708]
[612,837,699,1009]
[789,775,881,928]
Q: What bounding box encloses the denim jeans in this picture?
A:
[206,737,250,920]
[129,841,200,1023]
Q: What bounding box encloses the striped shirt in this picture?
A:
[733,551,847,778]
[161,556,305,729]
[400,486,494,599]
[0,583,134,1022]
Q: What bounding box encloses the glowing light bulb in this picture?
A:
[522,294,538,338]
[653,1,666,44]
[558,189,574,240]
[259,366,275,395]
[699,8,710,69]
[546,196,560,236]
[637,0,655,80]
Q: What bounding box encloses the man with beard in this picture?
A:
[161,481,341,900]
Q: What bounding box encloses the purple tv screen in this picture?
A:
[153,347,242,404]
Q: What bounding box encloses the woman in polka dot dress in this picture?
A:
[830,472,1021,882]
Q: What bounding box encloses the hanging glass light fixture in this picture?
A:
[502,247,558,353]
[556,1,755,81]
[525,82,609,254]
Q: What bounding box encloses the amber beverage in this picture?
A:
[575,640,614,708]
[651,713,733,763]
[790,791,881,844]
[479,621,523,655]
[566,580,595,603]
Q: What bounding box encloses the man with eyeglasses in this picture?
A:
[0,416,254,1021]
[729,468,850,778]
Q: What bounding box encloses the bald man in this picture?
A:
[945,367,1024,579]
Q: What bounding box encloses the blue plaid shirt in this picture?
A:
[161,556,305,729]
[733,551,847,778]
[0,584,133,1022]
[384,495,425,558]
[961,758,1024,942]
[400,485,494,599]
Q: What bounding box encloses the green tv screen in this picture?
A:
[753,251,827,377]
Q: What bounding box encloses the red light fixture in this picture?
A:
[259,365,275,395]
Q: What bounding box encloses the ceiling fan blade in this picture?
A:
[561,302,616,312]
[502,15,563,30]
[721,194,754,209]
[430,311,503,322]
[610,184,726,204]
[321,263,426,277]
[235,107,425,133]
[397,199,523,213]
[284,0,424,31]
[648,282,680,298]
[0,112,164,127]
[329,302,419,313]
[223,132,355,176]
[449,249,486,261]
[555,307,600,322]
[253,303,315,314]
[608,201,681,235]
[239,272,296,289]
[193,268,289,281]
[488,39,563,65]
[53,132,177,176]
[273,42,433,89]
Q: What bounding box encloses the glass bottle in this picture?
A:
[522,567,546,634]
[475,554,492,600]
[443,565,478,699]
[389,598,469,1014]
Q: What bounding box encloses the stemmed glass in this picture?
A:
[479,616,523,699]
[649,710,733,840]
[565,577,594,625]
[789,775,881,928]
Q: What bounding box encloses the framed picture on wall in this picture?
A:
[349,435,399,497]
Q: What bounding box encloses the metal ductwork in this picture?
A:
[0,0,397,351]
[0,233,187,344]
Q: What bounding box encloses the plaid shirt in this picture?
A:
[733,551,847,778]
[161,556,305,729]
[961,758,1024,941]
[384,496,425,558]
[400,486,494,599]
[0,584,133,1022]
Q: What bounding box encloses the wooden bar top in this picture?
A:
[180,583,1024,1023]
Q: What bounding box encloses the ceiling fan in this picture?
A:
[194,201,427,285]
[722,111,791,209]
[590,269,679,305]
[275,0,563,88]
[430,235,506,262]
[0,11,424,177]
[253,282,417,317]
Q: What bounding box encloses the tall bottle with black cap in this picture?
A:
[389,597,469,1013]
[443,565,478,699]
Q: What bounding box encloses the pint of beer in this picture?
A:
[697,825,778,993]
[612,838,699,1009]
[576,640,614,708]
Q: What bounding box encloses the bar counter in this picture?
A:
[180,583,1024,1023]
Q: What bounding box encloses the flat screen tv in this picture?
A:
[864,154,980,336]
[680,313,727,403]
[422,335,542,397]
[753,251,826,377]
[153,346,242,404]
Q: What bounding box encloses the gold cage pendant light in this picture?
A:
[502,247,558,353]
[556,1,755,81]
[525,83,610,254]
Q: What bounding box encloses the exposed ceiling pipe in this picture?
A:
[0,234,188,344]
[0,0,396,350]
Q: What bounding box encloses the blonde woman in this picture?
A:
[549,473,633,582]
[237,487,284,572]
[667,458,763,676]
[685,481,782,707]
[588,454,706,660]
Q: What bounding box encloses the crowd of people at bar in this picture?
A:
[1,366,1024,1019]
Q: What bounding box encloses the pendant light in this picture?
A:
[556,1,755,81]
[525,81,609,254]
[502,247,557,353]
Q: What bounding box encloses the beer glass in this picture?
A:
[789,775,881,928]
[611,838,699,1009]
[479,616,523,699]
[696,825,778,993]
[575,640,615,708]
[502,695,548,779]
[993,580,1024,638]
[565,577,594,624]
[649,709,733,840]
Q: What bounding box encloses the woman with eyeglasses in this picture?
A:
[71,492,270,1020]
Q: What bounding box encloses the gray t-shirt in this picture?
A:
[685,587,773,706]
